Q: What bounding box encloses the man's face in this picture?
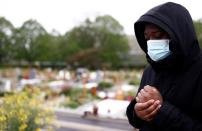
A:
[144,24,169,41]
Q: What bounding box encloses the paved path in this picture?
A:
[54,111,137,131]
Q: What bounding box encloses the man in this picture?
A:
[126,2,202,131]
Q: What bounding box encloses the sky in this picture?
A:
[0,0,202,35]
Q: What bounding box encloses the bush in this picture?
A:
[62,101,80,109]
[129,79,140,86]
[0,91,55,131]
[0,92,14,97]
[98,82,113,90]
[60,88,100,109]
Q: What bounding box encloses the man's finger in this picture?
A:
[144,102,161,121]
[135,99,154,111]
[144,85,157,93]
[138,89,151,103]
[136,97,140,103]
[144,85,153,92]
[137,92,142,100]
[142,100,160,115]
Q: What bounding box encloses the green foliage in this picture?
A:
[194,20,202,48]
[125,90,136,97]
[0,15,129,68]
[60,87,100,109]
[12,19,48,63]
[60,88,86,108]
[1,16,202,69]
[64,15,129,68]
[0,90,55,131]
[62,100,80,109]
[0,17,14,62]
[60,87,83,97]
[98,82,113,90]
[129,79,141,86]
[0,91,14,97]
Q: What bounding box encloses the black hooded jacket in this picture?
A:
[126,2,202,131]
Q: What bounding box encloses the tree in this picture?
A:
[194,20,202,48]
[0,15,129,68]
[12,19,47,63]
[0,17,14,63]
[64,15,129,69]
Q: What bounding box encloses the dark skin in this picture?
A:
[144,23,170,40]
[134,23,170,121]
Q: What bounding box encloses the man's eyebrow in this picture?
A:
[151,30,163,33]
[144,30,163,35]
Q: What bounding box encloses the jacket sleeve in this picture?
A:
[151,101,202,130]
[151,68,202,131]
[126,98,144,128]
[126,66,152,128]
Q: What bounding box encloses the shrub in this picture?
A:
[98,82,113,90]
[62,100,80,109]
[0,91,55,131]
[60,88,99,109]
[129,79,140,86]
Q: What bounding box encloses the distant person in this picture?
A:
[93,105,98,116]
[126,2,202,131]
[29,67,36,79]
[15,67,22,81]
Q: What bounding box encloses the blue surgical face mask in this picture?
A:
[147,39,171,61]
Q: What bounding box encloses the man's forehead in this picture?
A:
[145,23,161,30]
[144,23,166,34]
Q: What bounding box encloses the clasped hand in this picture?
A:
[134,85,163,121]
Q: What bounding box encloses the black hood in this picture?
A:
[134,2,201,72]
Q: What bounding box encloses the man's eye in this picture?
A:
[155,37,162,39]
